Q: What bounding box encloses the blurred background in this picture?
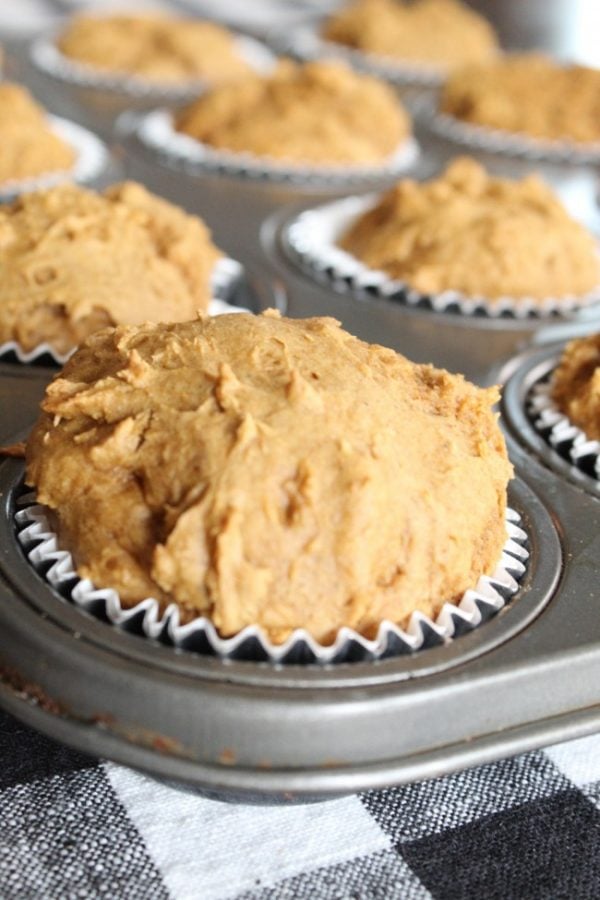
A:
[2,0,599,68]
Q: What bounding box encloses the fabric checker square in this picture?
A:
[0,709,96,790]
[236,847,432,900]
[359,751,570,843]
[398,788,600,900]
[105,762,390,900]
[0,766,168,900]
[545,733,600,787]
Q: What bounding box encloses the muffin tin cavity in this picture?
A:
[427,104,600,166]
[0,261,245,367]
[31,33,276,99]
[135,110,420,187]
[282,196,600,319]
[0,117,109,200]
[15,490,529,666]
[502,346,600,498]
[281,25,446,87]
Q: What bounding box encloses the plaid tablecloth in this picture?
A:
[3,709,600,899]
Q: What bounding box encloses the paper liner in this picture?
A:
[285,24,446,87]
[0,116,109,200]
[427,104,600,165]
[285,194,600,319]
[30,33,276,99]
[15,497,528,665]
[528,377,600,481]
[0,257,245,366]
[136,109,420,186]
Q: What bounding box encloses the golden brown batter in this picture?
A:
[339,158,600,300]
[26,312,512,645]
[175,60,410,165]
[323,0,498,68]
[58,13,251,84]
[0,83,75,184]
[441,54,600,144]
[0,181,221,355]
[552,334,600,440]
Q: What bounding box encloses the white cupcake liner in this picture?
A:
[285,194,600,319]
[528,377,600,481]
[0,257,245,366]
[427,104,600,165]
[15,495,528,665]
[136,109,420,186]
[285,24,446,87]
[30,32,276,99]
[0,115,109,200]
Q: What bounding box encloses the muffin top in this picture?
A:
[175,60,410,165]
[0,181,220,355]
[26,311,512,645]
[441,54,600,144]
[323,0,498,68]
[338,158,600,300]
[0,83,75,184]
[57,13,251,84]
[552,334,600,441]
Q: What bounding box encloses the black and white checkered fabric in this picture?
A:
[3,710,600,898]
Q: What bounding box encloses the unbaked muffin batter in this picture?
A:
[0,181,220,354]
[27,311,512,644]
[175,61,410,165]
[58,13,251,84]
[552,334,600,440]
[323,0,498,68]
[339,158,600,300]
[0,83,75,184]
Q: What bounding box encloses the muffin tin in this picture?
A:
[1,24,600,803]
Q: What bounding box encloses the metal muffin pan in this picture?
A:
[0,32,599,801]
[0,458,578,802]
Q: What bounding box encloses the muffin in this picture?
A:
[338,158,600,300]
[440,54,600,145]
[57,13,252,85]
[323,0,498,69]
[552,334,600,440]
[26,311,512,645]
[0,181,221,356]
[0,83,75,184]
[174,60,410,165]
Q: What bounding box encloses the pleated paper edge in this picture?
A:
[528,379,600,480]
[285,193,600,319]
[15,500,529,665]
[136,109,420,186]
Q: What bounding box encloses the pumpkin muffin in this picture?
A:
[0,181,221,356]
[440,54,600,144]
[338,158,600,300]
[26,311,512,645]
[0,83,75,184]
[57,13,251,84]
[175,60,410,165]
[552,334,600,440]
[323,0,498,69]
